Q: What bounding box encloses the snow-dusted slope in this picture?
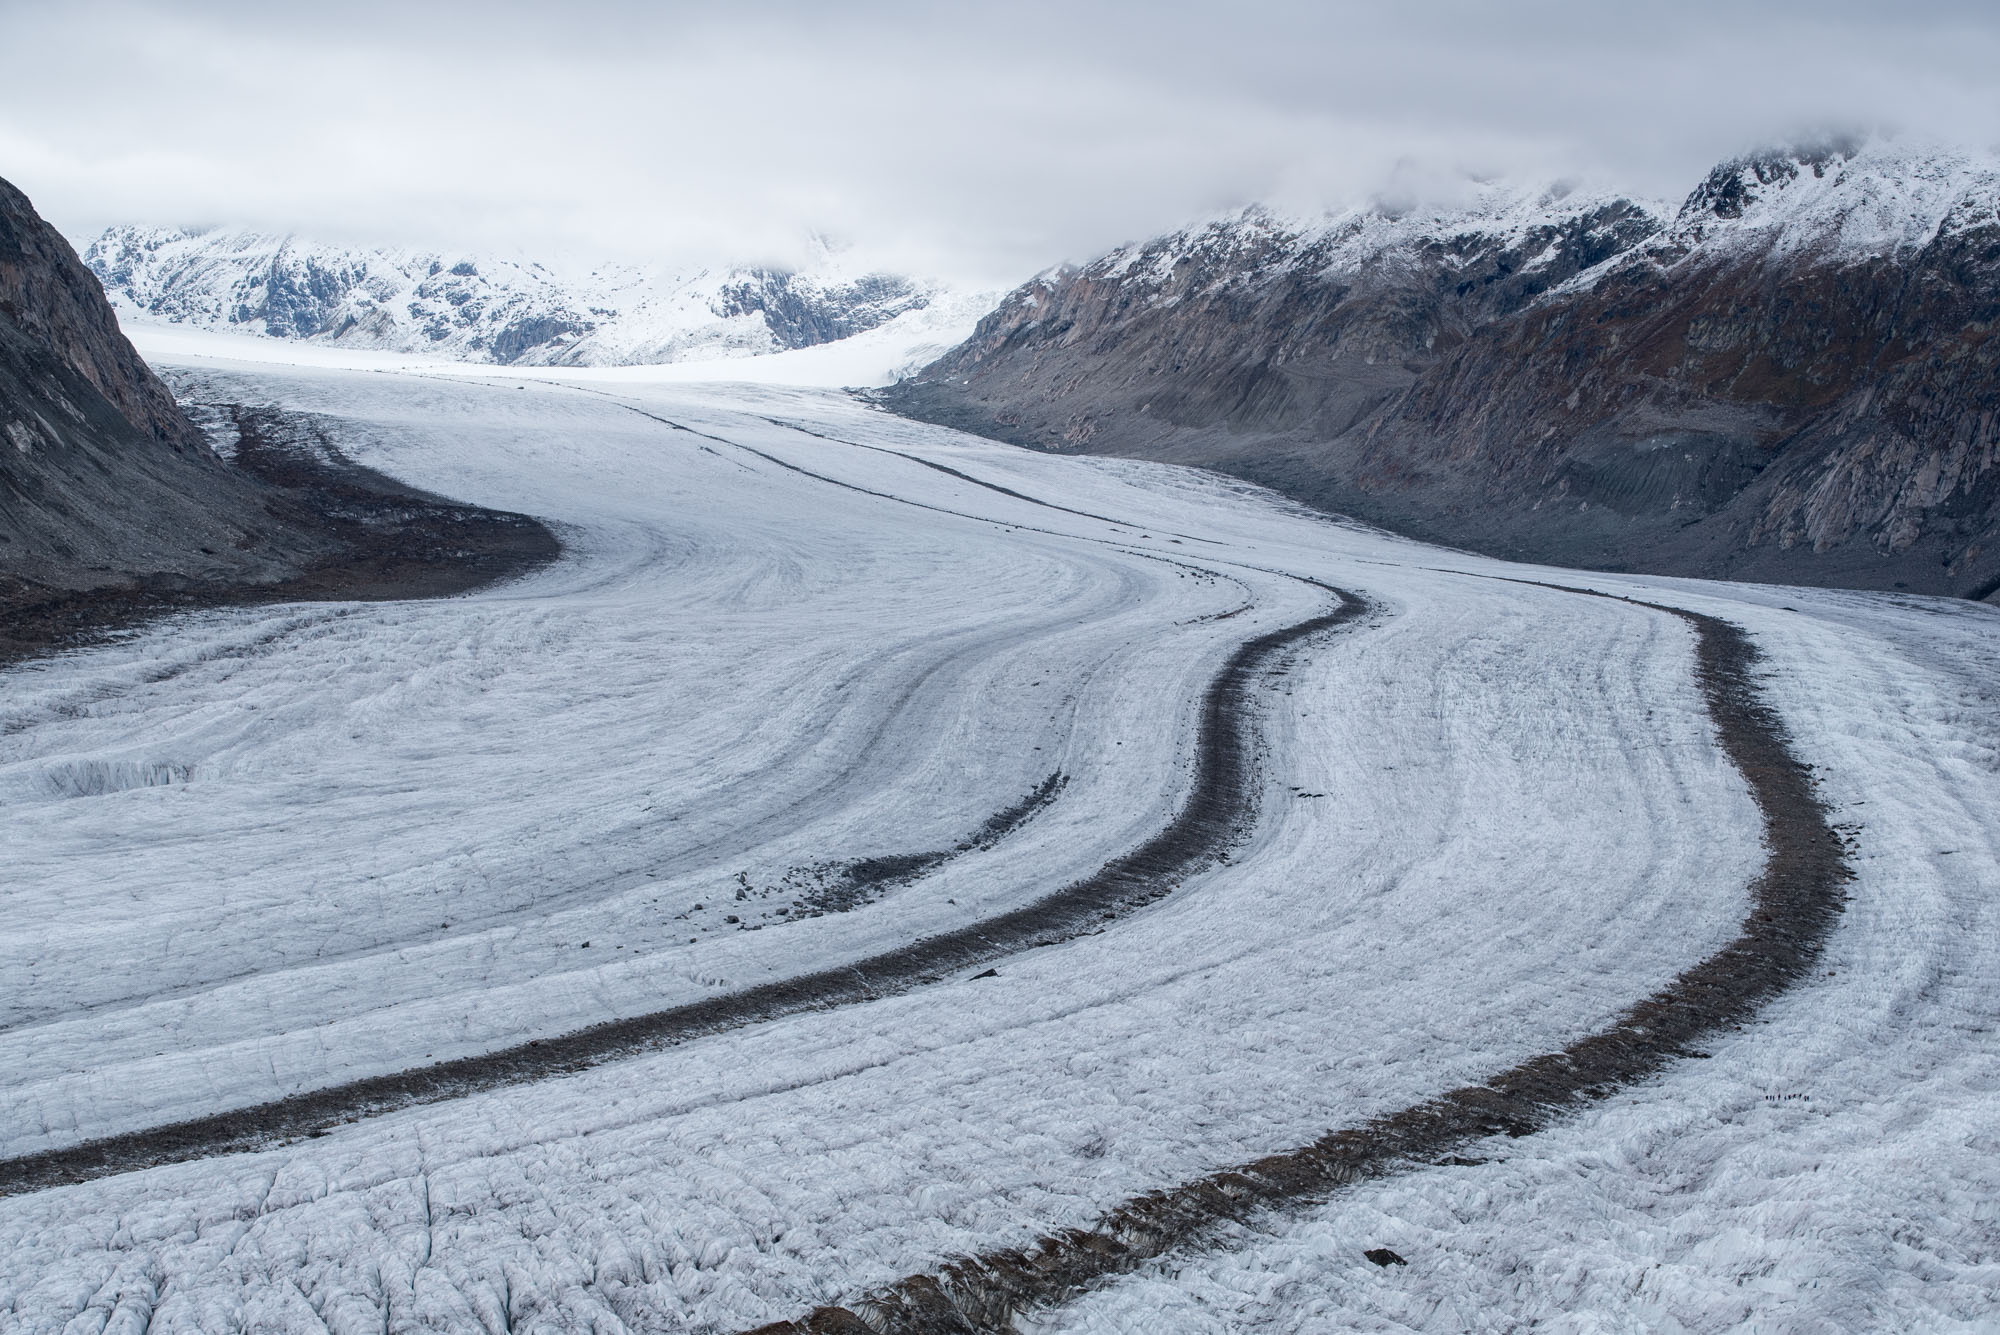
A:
[893,135,2000,598]
[1085,180,1666,295]
[83,226,949,367]
[1052,136,2000,312]
[1656,135,2000,265]
[0,347,1993,1331]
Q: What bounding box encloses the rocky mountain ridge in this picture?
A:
[889,138,2000,599]
[0,175,333,607]
[84,226,942,367]
[0,176,553,659]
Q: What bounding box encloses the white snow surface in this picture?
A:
[0,351,1994,1333]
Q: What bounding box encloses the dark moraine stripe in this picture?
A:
[0,586,1368,1197]
[743,590,1851,1335]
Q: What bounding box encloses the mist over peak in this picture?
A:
[8,0,2000,286]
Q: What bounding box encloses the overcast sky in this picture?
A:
[4,0,1998,284]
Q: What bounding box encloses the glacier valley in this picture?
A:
[0,345,1994,1333]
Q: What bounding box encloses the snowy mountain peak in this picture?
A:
[1678,137,1864,223]
[1662,135,2000,262]
[1056,137,2000,319]
[83,225,947,368]
[1075,180,1666,305]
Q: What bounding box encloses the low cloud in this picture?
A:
[6,0,1998,284]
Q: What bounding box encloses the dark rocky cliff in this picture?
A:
[0,176,554,660]
[0,174,335,604]
[887,142,2000,600]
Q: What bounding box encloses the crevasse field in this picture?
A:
[1,340,1996,1333]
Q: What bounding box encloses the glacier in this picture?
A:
[0,339,1993,1333]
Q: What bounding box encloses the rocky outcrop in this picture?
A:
[0,174,335,605]
[0,176,554,661]
[888,140,2000,599]
[714,270,930,351]
[0,182,202,456]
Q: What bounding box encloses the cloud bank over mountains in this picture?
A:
[5,0,2000,283]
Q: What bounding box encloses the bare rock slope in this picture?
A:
[887,140,2000,599]
[0,175,334,603]
[0,176,552,660]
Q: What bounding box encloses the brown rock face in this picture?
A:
[888,144,2000,600]
[0,173,341,601]
[0,175,555,653]
[0,176,202,453]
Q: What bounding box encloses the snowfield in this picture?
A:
[0,350,1994,1332]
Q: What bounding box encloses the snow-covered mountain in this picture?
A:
[82,226,949,367]
[890,136,2000,599]
[1025,136,2000,315]
[1651,136,2000,265]
[1085,179,1665,296]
